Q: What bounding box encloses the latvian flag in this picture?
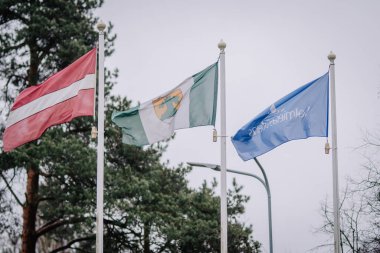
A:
[3,48,97,152]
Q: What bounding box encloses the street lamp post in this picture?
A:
[187,161,273,253]
[253,158,273,253]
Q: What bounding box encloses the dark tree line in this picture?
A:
[0,1,261,252]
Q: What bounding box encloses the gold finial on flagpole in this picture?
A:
[97,20,106,32]
[218,39,226,53]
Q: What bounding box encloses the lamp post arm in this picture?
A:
[253,158,271,198]
[254,157,273,253]
[187,161,273,253]
[225,168,268,193]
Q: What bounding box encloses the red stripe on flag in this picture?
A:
[3,89,94,152]
[11,48,96,111]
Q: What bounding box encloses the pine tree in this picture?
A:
[0,1,114,252]
[0,1,261,252]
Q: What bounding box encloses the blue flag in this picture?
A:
[231,73,329,161]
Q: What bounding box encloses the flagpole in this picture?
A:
[328,51,341,253]
[96,21,106,253]
[218,40,228,253]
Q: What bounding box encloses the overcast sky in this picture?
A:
[96,1,380,252]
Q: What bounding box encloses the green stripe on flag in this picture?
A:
[189,62,218,127]
[111,105,149,146]
[112,61,219,147]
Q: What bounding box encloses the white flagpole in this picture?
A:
[96,21,106,253]
[328,51,341,253]
[218,40,228,253]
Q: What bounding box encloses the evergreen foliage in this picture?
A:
[0,1,261,252]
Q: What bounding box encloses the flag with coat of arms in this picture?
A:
[112,62,218,146]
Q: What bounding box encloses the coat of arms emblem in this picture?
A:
[153,89,183,121]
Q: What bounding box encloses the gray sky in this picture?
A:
[97,1,380,252]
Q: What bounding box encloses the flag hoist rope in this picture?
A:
[96,21,106,253]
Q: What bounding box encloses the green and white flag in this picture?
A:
[112,62,218,146]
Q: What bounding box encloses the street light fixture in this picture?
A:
[187,160,273,253]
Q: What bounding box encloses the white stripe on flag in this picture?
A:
[139,77,194,144]
[173,77,193,129]
[6,74,96,128]
[139,99,173,144]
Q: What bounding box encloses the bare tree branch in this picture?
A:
[0,172,24,207]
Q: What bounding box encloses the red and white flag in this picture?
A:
[3,48,97,152]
